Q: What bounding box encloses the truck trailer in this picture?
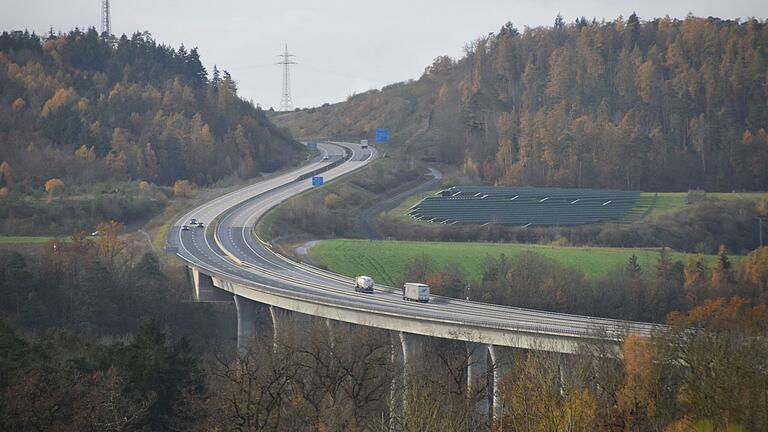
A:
[355,276,374,293]
[402,282,430,302]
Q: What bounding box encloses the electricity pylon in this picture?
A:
[277,44,296,111]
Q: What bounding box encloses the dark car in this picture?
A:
[196,222,204,228]
[181,225,190,231]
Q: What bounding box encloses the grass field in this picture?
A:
[383,189,441,223]
[310,239,732,285]
[647,192,688,215]
[644,191,768,217]
[0,236,60,244]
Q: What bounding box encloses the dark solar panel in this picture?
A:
[410,186,640,226]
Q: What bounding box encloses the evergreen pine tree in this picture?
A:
[627,254,642,280]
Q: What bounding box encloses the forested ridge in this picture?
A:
[1,18,767,431]
[0,28,301,192]
[2,238,767,430]
[276,14,768,191]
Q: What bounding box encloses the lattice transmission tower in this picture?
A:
[101,0,112,37]
[277,44,296,111]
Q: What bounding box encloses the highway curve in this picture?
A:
[168,141,659,349]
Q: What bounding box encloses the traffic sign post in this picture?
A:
[375,128,389,143]
[311,176,324,186]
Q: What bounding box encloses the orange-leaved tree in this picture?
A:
[738,247,768,302]
[661,298,768,431]
[44,178,65,203]
[618,335,659,430]
[173,179,196,198]
[96,220,125,265]
[0,161,13,197]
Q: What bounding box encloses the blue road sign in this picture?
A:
[307,142,318,151]
[311,176,324,186]
[375,128,389,143]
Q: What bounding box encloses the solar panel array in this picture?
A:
[408,186,640,226]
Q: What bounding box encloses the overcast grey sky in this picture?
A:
[2,1,766,108]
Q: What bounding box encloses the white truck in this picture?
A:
[354,276,374,293]
[402,282,430,302]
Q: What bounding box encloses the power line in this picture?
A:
[276,44,296,111]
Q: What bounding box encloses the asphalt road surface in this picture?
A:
[169,141,658,342]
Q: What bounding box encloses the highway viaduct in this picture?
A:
[169,141,659,423]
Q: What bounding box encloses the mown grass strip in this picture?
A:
[0,236,60,244]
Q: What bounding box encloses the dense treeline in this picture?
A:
[0,229,765,430]
[277,15,768,191]
[405,245,768,323]
[0,319,206,431]
[2,298,764,431]
[0,181,167,235]
[0,224,225,337]
[0,28,301,191]
[377,197,766,254]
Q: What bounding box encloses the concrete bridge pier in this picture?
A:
[389,332,404,430]
[324,318,354,360]
[558,353,581,395]
[325,318,336,352]
[389,331,423,430]
[399,332,422,373]
[270,305,314,349]
[467,342,490,419]
[269,305,288,349]
[489,345,513,421]
[189,267,231,302]
[234,295,259,353]
[559,354,568,395]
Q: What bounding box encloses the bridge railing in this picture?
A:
[187,260,651,342]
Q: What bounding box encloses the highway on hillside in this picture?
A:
[169,141,659,350]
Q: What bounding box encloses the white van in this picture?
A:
[403,283,430,302]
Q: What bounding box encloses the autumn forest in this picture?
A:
[0,11,767,432]
[279,15,768,192]
[0,28,300,192]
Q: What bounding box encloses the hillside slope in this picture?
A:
[274,15,768,192]
[0,29,301,192]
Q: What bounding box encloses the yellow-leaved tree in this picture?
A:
[663,298,768,430]
[96,220,125,265]
[618,335,658,430]
[44,178,65,203]
[738,247,768,302]
[0,161,13,197]
[498,351,597,432]
[74,145,96,161]
[323,193,341,209]
[173,179,196,198]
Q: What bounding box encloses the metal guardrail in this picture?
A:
[190,258,633,341]
[196,231,654,343]
[295,147,353,181]
[181,141,659,345]
[253,233,661,337]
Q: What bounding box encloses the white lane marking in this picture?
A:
[182,144,651,335]
[174,143,339,263]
